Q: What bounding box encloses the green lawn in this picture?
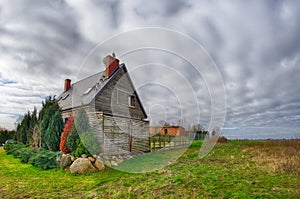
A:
[0,140,299,198]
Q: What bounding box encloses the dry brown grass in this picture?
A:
[243,139,300,176]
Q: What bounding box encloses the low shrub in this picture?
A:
[29,149,62,170]
[4,143,27,155]
[73,131,100,157]
[17,147,35,163]
[74,139,91,157]
[4,143,61,170]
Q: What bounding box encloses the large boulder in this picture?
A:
[60,154,73,169]
[93,159,105,171]
[70,158,97,174]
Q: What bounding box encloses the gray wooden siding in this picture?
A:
[94,68,146,120]
[87,111,149,155]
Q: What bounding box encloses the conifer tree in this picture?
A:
[66,123,79,153]
[16,111,31,144]
[44,110,64,151]
[39,96,64,151]
[75,108,90,134]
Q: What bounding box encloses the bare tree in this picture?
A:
[32,123,42,150]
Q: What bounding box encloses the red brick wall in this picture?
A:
[150,126,185,136]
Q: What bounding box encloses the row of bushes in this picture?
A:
[4,143,61,170]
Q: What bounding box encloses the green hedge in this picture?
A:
[4,143,27,155]
[18,147,35,163]
[29,149,61,170]
[4,143,61,170]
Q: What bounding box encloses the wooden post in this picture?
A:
[149,134,151,152]
[159,134,161,148]
[101,114,104,153]
[180,136,182,146]
[129,119,132,152]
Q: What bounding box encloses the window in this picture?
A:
[129,95,135,107]
[164,129,168,135]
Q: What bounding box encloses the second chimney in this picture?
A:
[64,79,71,92]
[105,54,119,78]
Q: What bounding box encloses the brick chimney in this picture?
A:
[105,54,119,78]
[64,79,71,92]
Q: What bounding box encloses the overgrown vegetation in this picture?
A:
[242,139,300,176]
[1,140,299,198]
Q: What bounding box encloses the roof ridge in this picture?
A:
[72,70,105,86]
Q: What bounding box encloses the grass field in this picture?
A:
[0,140,299,198]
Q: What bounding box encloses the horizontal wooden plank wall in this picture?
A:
[87,111,149,156]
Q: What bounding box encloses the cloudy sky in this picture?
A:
[0,0,299,139]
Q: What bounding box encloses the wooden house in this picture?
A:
[150,126,185,136]
[57,54,149,155]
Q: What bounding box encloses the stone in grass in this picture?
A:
[93,159,105,171]
[104,160,112,167]
[110,160,118,167]
[70,158,97,174]
[60,154,73,169]
[116,157,123,165]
